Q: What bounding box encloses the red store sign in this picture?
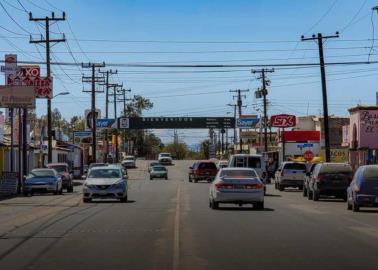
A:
[270,114,296,128]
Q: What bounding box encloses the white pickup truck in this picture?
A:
[275,162,307,191]
[158,153,173,165]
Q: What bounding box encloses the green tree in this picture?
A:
[163,142,189,160]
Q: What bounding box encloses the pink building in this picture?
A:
[346,106,378,170]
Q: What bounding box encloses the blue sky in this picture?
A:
[1,0,378,143]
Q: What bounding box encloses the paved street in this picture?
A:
[0,160,378,270]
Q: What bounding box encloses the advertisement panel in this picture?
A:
[84,109,101,130]
[236,116,259,128]
[73,131,92,144]
[270,114,296,128]
[284,142,320,156]
[0,86,35,108]
[282,131,320,142]
[96,118,116,129]
[320,148,349,163]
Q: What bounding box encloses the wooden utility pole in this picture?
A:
[301,32,339,162]
[117,88,131,153]
[82,62,105,163]
[29,12,66,164]
[230,89,249,153]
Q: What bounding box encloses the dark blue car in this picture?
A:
[347,165,378,212]
[24,169,63,196]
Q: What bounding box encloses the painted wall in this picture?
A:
[350,109,378,149]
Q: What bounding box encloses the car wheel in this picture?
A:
[342,195,347,202]
[254,201,264,210]
[83,198,91,203]
[313,191,319,201]
[120,196,127,203]
[352,201,360,212]
[165,176,168,180]
[67,185,74,193]
[194,179,198,183]
[188,175,192,182]
[150,177,153,180]
[303,187,307,197]
[278,185,284,191]
[23,191,29,197]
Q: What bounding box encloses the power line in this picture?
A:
[0,1,31,34]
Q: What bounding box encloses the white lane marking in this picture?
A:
[172,184,181,270]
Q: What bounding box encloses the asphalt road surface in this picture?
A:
[1,160,378,270]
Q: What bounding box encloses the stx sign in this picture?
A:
[270,114,296,128]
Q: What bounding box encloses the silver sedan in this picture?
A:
[209,168,265,210]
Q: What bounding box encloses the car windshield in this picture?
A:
[49,165,67,173]
[150,163,159,167]
[88,169,121,178]
[320,165,352,174]
[160,154,170,157]
[220,170,257,178]
[153,167,166,171]
[125,157,134,161]
[29,170,55,177]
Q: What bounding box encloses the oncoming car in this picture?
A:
[83,165,128,203]
[209,168,265,210]
[149,165,168,180]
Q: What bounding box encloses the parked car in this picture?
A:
[46,163,74,192]
[23,169,63,196]
[228,154,266,182]
[83,165,128,203]
[158,153,173,165]
[149,165,168,180]
[148,161,160,173]
[122,156,136,168]
[209,168,264,210]
[188,161,218,183]
[275,162,307,191]
[308,163,353,201]
[347,165,378,212]
[303,163,318,198]
[217,160,229,169]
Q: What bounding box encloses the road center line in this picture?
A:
[172,183,181,270]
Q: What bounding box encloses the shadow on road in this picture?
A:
[87,200,136,204]
[265,194,281,197]
[217,206,275,212]
[357,209,378,214]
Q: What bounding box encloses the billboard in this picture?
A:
[270,114,296,128]
[85,109,101,130]
[73,131,92,144]
[0,86,35,108]
[6,65,53,99]
[236,116,259,128]
[96,118,116,129]
[118,117,235,129]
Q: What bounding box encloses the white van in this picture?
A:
[228,154,266,182]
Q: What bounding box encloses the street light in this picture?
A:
[53,92,70,98]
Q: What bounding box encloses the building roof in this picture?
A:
[348,105,378,113]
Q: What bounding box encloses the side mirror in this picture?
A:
[124,175,128,180]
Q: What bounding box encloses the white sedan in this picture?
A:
[209,168,265,210]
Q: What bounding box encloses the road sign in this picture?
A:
[236,117,259,128]
[84,109,101,130]
[270,114,296,128]
[96,118,116,129]
[118,117,235,129]
[304,150,314,162]
[73,131,92,144]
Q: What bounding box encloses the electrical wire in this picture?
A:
[0,1,31,34]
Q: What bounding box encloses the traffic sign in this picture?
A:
[236,117,259,128]
[96,118,116,129]
[303,150,314,162]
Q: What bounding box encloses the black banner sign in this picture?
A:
[118,117,235,129]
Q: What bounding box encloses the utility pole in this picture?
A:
[117,88,131,153]
[29,12,66,164]
[82,62,105,164]
[230,89,249,153]
[252,68,274,154]
[301,32,339,162]
[99,69,117,162]
[109,83,123,163]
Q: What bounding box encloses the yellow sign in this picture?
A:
[320,148,349,163]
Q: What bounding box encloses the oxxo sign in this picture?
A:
[270,114,296,128]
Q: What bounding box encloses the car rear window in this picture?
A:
[320,164,352,174]
[284,163,307,171]
[363,167,378,179]
[199,162,217,169]
[220,170,257,178]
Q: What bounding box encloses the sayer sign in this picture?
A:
[270,114,296,128]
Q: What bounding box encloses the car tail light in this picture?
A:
[281,171,284,177]
[353,184,360,193]
[245,183,264,190]
[215,182,234,189]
